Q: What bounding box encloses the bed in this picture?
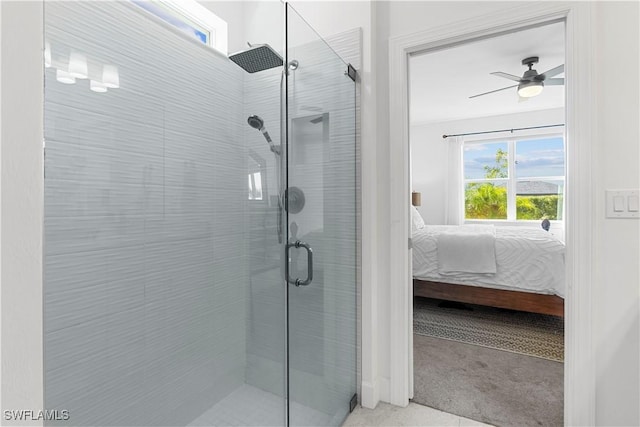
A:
[412,223,565,317]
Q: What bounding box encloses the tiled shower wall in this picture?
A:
[243,27,362,420]
[44,2,247,426]
[44,1,362,424]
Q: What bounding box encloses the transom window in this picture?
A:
[132,0,228,54]
[463,136,565,221]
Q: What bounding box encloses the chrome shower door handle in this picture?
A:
[285,240,313,287]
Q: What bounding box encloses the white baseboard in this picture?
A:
[360,376,388,409]
[360,379,378,408]
[378,377,390,405]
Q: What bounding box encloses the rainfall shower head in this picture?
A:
[229,44,283,73]
[247,115,280,155]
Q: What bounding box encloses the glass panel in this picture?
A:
[240,3,286,424]
[131,0,210,45]
[516,180,564,220]
[286,5,357,426]
[515,136,565,178]
[465,181,508,220]
[464,142,509,179]
[43,2,285,426]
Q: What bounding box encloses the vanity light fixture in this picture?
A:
[102,65,120,88]
[56,69,76,84]
[68,52,88,79]
[90,80,108,93]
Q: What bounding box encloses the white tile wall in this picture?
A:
[44,2,361,426]
[44,2,247,426]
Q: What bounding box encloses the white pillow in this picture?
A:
[411,206,425,232]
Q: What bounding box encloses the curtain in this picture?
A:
[445,136,464,225]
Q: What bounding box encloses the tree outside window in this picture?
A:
[463,137,565,221]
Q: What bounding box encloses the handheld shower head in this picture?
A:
[247,115,280,155]
[247,115,264,131]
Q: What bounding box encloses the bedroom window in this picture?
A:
[463,136,565,221]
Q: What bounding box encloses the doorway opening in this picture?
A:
[408,20,566,426]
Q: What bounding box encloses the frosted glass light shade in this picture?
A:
[44,42,52,68]
[90,80,108,93]
[102,65,119,88]
[68,52,88,79]
[56,69,76,84]
[517,81,543,98]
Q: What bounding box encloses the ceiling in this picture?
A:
[409,21,565,125]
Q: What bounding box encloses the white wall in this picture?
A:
[375,2,639,425]
[201,1,246,53]
[411,108,564,225]
[200,1,284,54]
[593,2,640,425]
[0,2,44,425]
[373,1,513,405]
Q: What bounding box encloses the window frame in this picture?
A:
[247,151,268,203]
[131,0,228,54]
[463,133,565,223]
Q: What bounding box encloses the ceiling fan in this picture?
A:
[470,56,564,100]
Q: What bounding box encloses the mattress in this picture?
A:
[412,225,566,297]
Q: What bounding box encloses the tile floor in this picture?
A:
[187,384,492,427]
[188,385,334,426]
[343,402,493,427]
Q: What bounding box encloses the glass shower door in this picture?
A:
[285,5,357,426]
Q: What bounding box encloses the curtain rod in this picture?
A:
[442,124,565,139]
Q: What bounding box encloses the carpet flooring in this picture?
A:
[413,335,564,427]
[414,297,564,362]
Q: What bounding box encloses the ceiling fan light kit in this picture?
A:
[518,80,544,98]
[470,55,564,100]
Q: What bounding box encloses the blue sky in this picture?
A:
[464,137,565,180]
[132,1,209,45]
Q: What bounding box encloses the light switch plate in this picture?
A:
[606,189,640,218]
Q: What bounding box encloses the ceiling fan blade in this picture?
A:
[541,64,564,78]
[544,78,564,86]
[469,84,518,99]
[490,71,522,82]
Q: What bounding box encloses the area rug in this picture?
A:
[413,297,564,362]
[413,335,563,427]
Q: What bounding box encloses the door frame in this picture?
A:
[387,3,596,425]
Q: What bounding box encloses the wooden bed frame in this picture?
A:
[413,279,564,317]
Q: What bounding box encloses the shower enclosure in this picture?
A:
[43,2,357,426]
